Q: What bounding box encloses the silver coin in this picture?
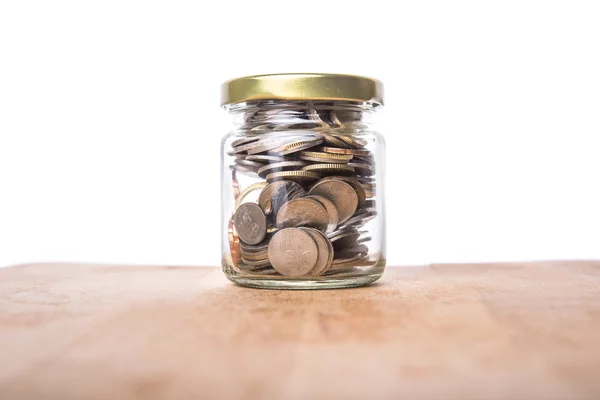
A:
[276,197,329,233]
[258,181,305,215]
[239,239,269,253]
[326,176,367,210]
[339,209,377,229]
[332,230,361,250]
[267,228,318,277]
[329,227,360,243]
[306,195,339,234]
[245,155,290,163]
[234,203,267,245]
[348,162,374,176]
[232,136,260,148]
[308,179,358,224]
[235,159,263,171]
[239,258,272,270]
[299,227,333,276]
[245,138,294,155]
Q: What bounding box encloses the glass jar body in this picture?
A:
[221,101,386,289]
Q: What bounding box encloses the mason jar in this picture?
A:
[220,73,385,289]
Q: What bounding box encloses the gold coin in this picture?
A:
[302,163,355,175]
[319,146,372,157]
[257,161,307,179]
[270,138,324,155]
[338,135,368,148]
[266,170,321,183]
[320,133,351,148]
[298,151,353,164]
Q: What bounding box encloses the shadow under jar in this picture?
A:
[220,73,386,289]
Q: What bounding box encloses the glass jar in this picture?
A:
[220,73,385,289]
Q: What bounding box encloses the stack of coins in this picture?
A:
[228,106,377,278]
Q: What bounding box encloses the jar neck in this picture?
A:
[225,100,379,133]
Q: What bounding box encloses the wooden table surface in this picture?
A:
[1,262,599,400]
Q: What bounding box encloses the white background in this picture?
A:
[1,1,599,268]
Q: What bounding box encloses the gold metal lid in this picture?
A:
[221,73,384,107]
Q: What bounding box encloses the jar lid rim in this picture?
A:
[220,73,384,107]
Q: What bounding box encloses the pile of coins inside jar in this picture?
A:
[227,105,377,278]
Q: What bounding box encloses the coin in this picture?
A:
[332,230,361,250]
[231,169,240,200]
[308,179,358,223]
[232,136,260,147]
[306,108,328,128]
[325,176,367,209]
[363,199,377,210]
[233,138,280,153]
[348,162,374,176]
[257,161,307,179]
[330,252,367,268]
[270,138,324,155]
[245,154,290,163]
[241,250,269,261]
[299,227,333,276]
[320,133,350,148]
[298,151,353,164]
[246,139,294,154]
[239,236,270,251]
[276,197,329,232]
[258,180,305,215]
[235,159,263,172]
[226,104,379,280]
[238,258,271,270]
[266,170,321,183]
[235,182,268,209]
[234,203,267,245]
[302,163,355,175]
[335,110,363,124]
[306,195,339,234]
[267,228,318,276]
[339,209,377,228]
[328,227,360,243]
[328,111,343,127]
[319,146,372,157]
[228,217,241,268]
[338,135,368,148]
[237,133,309,154]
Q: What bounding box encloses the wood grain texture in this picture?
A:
[0,262,599,400]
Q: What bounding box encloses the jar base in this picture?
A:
[226,271,383,290]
